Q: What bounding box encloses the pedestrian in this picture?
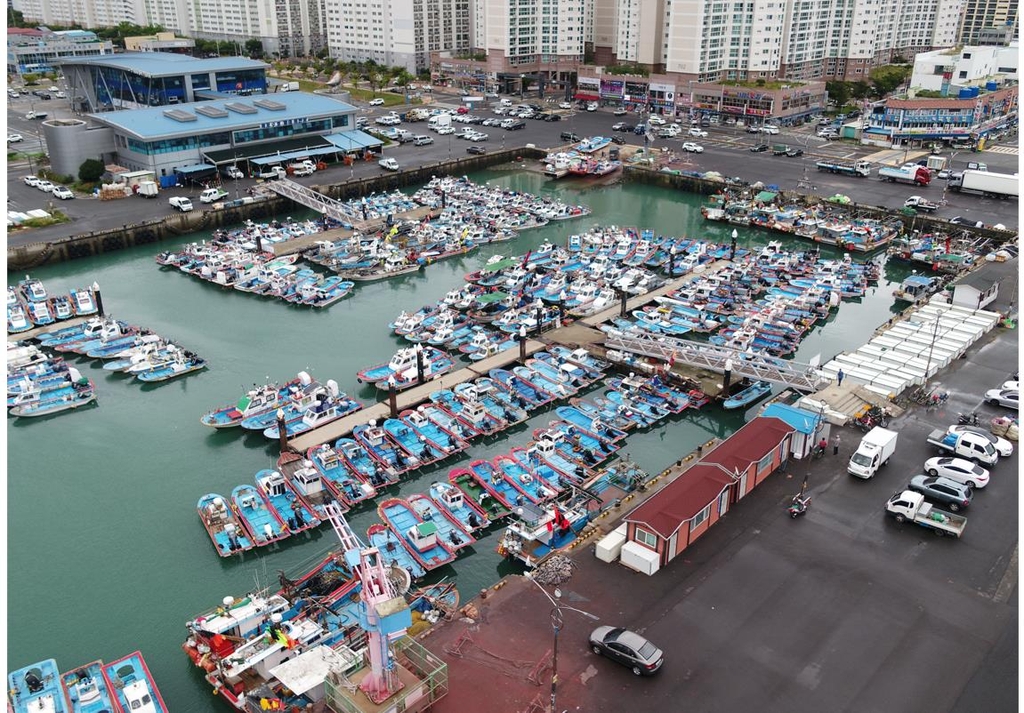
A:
[832,434,840,456]
[836,368,845,387]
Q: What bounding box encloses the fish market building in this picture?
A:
[43,91,376,178]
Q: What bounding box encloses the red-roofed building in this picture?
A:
[619,417,794,574]
[863,87,1018,147]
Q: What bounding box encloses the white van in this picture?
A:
[848,427,898,479]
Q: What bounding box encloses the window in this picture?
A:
[634,527,657,548]
[692,505,711,528]
[757,452,773,475]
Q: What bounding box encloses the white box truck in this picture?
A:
[949,170,1018,199]
[848,426,898,478]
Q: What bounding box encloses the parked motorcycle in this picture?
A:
[789,494,811,518]
[958,411,980,426]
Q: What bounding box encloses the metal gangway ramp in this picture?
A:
[605,331,828,392]
[264,178,357,224]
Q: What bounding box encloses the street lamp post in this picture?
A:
[527,577,599,713]
[923,309,947,381]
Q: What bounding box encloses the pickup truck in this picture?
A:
[199,187,230,203]
[169,196,193,212]
[256,166,286,180]
[885,490,966,537]
[287,162,316,177]
[904,196,940,212]
[815,159,871,176]
[222,165,244,179]
[926,429,999,466]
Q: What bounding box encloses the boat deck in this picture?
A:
[287,339,548,452]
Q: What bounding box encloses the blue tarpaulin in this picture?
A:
[249,146,339,165]
[174,163,217,174]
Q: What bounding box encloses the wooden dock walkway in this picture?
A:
[287,338,547,452]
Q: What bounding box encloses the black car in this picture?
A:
[612,122,629,131]
[560,131,581,142]
[908,475,973,511]
[610,135,625,145]
[466,146,486,155]
[507,120,526,130]
[785,148,804,157]
[750,144,770,152]
[589,626,664,676]
[543,114,561,122]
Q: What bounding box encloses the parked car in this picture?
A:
[648,116,666,126]
[36,180,54,192]
[609,135,625,145]
[560,131,581,142]
[456,106,469,114]
[613,108,628,116]
[413,135,434,146]
[687,127,708,138]
[589,626,664,676]
[682,142,704,153]
[543,113,562,122]
[785,148,804,157]
[750,144,770,152]
[984,388,1018,409]
[923,457,990,488]
[747,126,761,133]
[468,132,488,142]
[436,126,455,135]
[633,124,647,135]
[223,165,244,179]
[466,145,486,155]
[907,474,973,511]
[586,102,598,112]
[506,120,526,130]
[613,123,633,132]
[22,176,40,187]
[378,157,400,171]
[946,425,1014,457]
[51,186,74,200]
[7,133,23,143]
[558,102,572,110]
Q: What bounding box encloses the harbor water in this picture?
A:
[7,170,916,711]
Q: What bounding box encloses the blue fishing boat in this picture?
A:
[336,436,399,488]
[457,379,530,427]
[230,484,289,546]
[556,405,628,443]
[469,459,529,510]
[8,375,97,418]
[35,317,111,348]
[408,492,475,551]
[431,388,507,436]
[534,349,604,383]
[419,403,481,442]
[576,136,612,153]
[200,379,297,428]
[510,445,570,491]
[8,304,32,334]
[62,325,141,356]
[428,481,490,533]
[293,275,355,307]
[400,408,469,456]
[366,523,427,580]
[490,368,554,407]
[7,364,71,400]
[355,345,423,384]
[24,299,55,327]
[85,333,163,359]
[384,417,447,467]
[520,433,590,483]
[100,652,168,713]
[135,352,207,383]
[8,658,66,713]
[18,275,48,303]
[378,497,456,571]
[49,295,75,321]
[523,359,583,396]
[603,389,670,425]
[722,380,773,409]
[70,287,98,315]
[570,396,635,432]
[493,454,555,503]
[496,500,592,567]
[353,423,417,476]
[376,347,455,391]
[262,382,362,440]
[61,660,118,713]
[305,444,378,506]
[550,420,618,462]
[196,493,255,556]
[448,468,512,520]
[255,468,322,534]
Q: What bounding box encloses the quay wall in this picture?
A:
[7,146,1011,271]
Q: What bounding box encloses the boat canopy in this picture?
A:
[482,258,520,273]
[475,291,509,304]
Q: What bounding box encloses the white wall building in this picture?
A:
[13,0,145,27]
[910,42,1019,91]
[470,0,585,78]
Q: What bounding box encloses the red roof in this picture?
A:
[626,464,735,538]
[702,416,794,473]
[886,99,975,110]
[8,28,46,36]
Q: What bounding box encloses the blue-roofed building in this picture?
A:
[7,28,113,76]
[760,403,825,459]
[43,92,370,177]
[62,52,271,112]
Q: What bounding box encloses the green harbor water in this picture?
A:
[7,170,916,711]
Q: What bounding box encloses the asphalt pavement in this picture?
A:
[7,91,1019,249]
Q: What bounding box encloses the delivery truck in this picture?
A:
[878,164,931,186]
[948,169,1018,199]
[885,490,966,538]
[814,159,872,177]
[848,426,898,478]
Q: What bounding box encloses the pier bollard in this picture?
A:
[255,232,263,254]
[415,344,425,385]
[534,306,543,337]
[519,326,527,365]
[388,378,399,418]
[619,290,628,319]
[92,281,104,316]
[722,358,733,399]
[276,409,288,454]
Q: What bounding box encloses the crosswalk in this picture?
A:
[985,145,1018,155]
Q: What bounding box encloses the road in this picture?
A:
[7,91,1019,249]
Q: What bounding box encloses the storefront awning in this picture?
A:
[323,130,385,152]
[249,145,339,165]
[174,163,217,175]
[573,92,599,101]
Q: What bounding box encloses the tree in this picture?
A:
[869,64,911,98]
[78,158,105,183]
[245,38,264,58]
[826,80,851,108]
[393,69,414,90]
[848,81,872,100]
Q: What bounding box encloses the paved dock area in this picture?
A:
[287,339,547,452]
[9,315,90,343]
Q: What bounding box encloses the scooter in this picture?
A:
[958,411,980,426]
[788,494,811,518]
[812,443,826,459]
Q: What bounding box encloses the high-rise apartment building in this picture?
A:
[959,0,1018,44]
[13,0,144,27]
[325,0,470,73]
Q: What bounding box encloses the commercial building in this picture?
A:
[909,43,1018,93]
[7,28,114,76]
[61,53,270,112]
[862,87,1018,147]
[123,32,196,54]
[958,0,1019,45]
[326,0,471,74]
[43,91,366,178]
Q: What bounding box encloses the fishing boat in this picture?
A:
[430,388,507,436]
[230,484,290,546]
[418,403,480,443]
[490,368,555,407]
[8,304,33,334]
[374,346,455,391]
[336,436,399,488]
[262,382,362,440]
[378,497,457,570]
[8,658,66,713]
[400,407,469,456]
[305,445,378,506]
[254,468,322,535]
[555,405,628,443]
[49,295,75,321]
[428,481,490,533]
[383,417,447,466]
[407,492,475,551]
[448,468,511,520]
[276,453,349,515]
[8,374,97,418]
[25,299,55,327]
[576,136,612,154]
[493,454,556,503]
[520,433,591,484]
[135,351,207,383]
[468,459,530,510]
[496,500,591,567]
[18,275,48,303]
[353,422,419,476]
[355,346,421,384]
[61,660,118,713]
[200,380,293,428]
[722,380,773,409]
[893,274,939,304]
[70,287,98,315]
[366,523,427,580]
[196,493,255,556]
[100,652,168,713]
[35,317,112,349]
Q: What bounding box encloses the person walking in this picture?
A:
[836,369,845,387]
[832,434,840,456]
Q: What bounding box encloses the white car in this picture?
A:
[687,127,707,138]
[375,115,401,126]
[984,388,1018,409]
[23,176,40,187]
[8,133,23,143]
[224,165,244,180]
[761,125,780,135]
[681,142,704,153]
[946,425,1014,457]
[647,116,666,126]
[468,132,488,142]
[436,126,455,135]
[369,98,385,106]
[36,180,54,192]
[586,102,598,112]
[378,157,400,171]
[52,186,74,200]
[923,457,990,488]
[559,102,572,110]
